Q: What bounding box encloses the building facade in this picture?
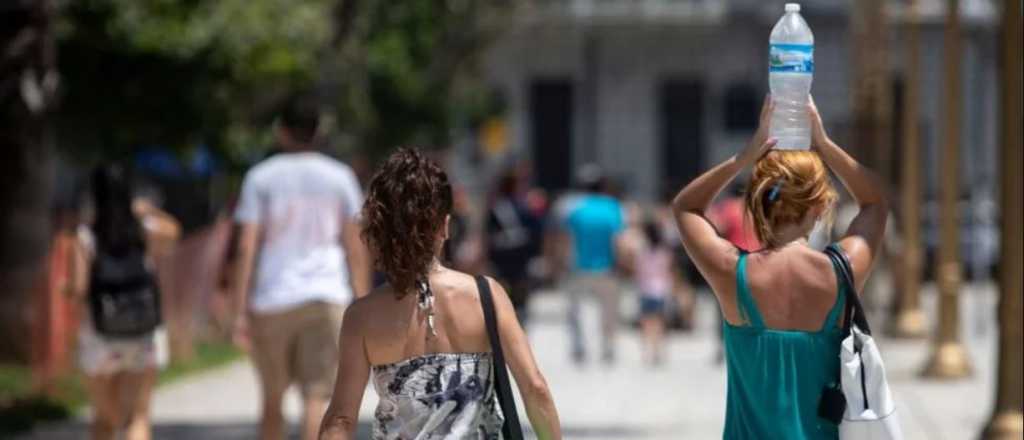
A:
[482,0,1001,209]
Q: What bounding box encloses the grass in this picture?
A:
[0,341,242,436]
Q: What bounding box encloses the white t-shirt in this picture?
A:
[234,151,364,313]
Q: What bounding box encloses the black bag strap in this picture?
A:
[476,275,525,440]
[824,244,872,337]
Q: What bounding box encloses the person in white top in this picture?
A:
[231,94,371,440]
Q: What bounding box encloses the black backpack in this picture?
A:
[88,248,162,338]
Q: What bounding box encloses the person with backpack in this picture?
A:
[318,148,561,440]
[485,168,543,325]
[71,165,179,440]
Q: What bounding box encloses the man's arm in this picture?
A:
[231,223,260,349]
[342,219,371,298]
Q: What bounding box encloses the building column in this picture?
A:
[890,0,927,339]
[981,0,1023,437]
[921,0,972,379]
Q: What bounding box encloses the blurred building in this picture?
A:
[483,0,1000,204]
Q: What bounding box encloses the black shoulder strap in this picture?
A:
[475,275,525,440]
[825,244,872,337]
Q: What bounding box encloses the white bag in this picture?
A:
[826,245,904,440]
[838,327,903,439]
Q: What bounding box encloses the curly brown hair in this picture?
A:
[361,148,453,297]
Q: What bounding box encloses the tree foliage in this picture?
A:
[56,0,511,165]
[57,0,332,164]
[333,0,510,159]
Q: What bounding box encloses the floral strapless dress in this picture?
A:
[371,352,505,440]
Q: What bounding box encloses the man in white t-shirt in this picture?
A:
[231,95,370,440]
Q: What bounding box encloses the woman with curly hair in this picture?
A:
[319,148,561,440]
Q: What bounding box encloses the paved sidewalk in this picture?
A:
[24,283,998,439]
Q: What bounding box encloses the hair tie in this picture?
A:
[768,181,783,202]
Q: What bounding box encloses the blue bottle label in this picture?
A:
[769,43,814,73]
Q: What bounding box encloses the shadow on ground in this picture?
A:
[558,424,659,438]
[18,421,374,440]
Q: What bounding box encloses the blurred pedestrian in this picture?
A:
[231,94,371,440]
[633,216,674,366]
[559,164,625,365]
[318,148,561,440]
[444,185,482,273]
[486,169,543,325]
[72,165,176,440]
[672,97,888,439]
[710,182,762,253]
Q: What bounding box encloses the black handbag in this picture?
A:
[88,248,162,338]
[475,275,525,440]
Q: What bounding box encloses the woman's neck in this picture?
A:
[771,219,814,245]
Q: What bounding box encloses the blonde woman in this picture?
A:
[672,97,888,439]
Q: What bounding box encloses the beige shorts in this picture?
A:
[249,301,344,399]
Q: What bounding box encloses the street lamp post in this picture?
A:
[981,0,1023,437]
[921,0,972,379]
[891,0,927,339]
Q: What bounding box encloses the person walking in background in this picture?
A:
[672,96,888,439]
[710,182,762,253]
[318,148,561,440]
[71,165,178,440]
[231,94,371,440]
[633,216,675,366]
[558,164,625,365]
[486,168,543,325]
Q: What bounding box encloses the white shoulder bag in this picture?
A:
[825,244,904,440]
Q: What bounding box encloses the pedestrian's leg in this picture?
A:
[598,275,620,364]
[640,315,657,364]
[123,367,157,440]
[302,396,329,440]
[512,279,531,328]
[566,277,586,363]
[652,314,666,365]
[259,385,288,440]
[249,310,292,440]
[296,303,344,440]
[85,374,119,440]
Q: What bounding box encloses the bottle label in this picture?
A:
[769,44,814,73]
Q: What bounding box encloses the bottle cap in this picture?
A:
[785,3,801,12]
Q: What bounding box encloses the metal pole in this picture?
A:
[981,0,1023,436]
[921,0,972,379]
[891,0,927,338]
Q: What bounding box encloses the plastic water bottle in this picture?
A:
[769,3,814,150]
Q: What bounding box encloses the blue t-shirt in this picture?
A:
[564,194,624,273]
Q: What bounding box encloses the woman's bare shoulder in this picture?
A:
[434,269,486,301]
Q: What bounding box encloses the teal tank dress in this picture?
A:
[721,252,845,440]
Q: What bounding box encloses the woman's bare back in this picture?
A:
[721,244,843,332]
[356,267,492,367]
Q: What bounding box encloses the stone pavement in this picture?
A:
[23,283,999,439]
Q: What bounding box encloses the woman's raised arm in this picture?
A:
[671,97,775,281]
[808,97,889,290]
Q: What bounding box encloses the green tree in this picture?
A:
[57,0,333,163]
[55,0,511,164]
[323,0,512,158]
[1,0,59,362]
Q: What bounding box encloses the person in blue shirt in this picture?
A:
[556,164,625,364]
